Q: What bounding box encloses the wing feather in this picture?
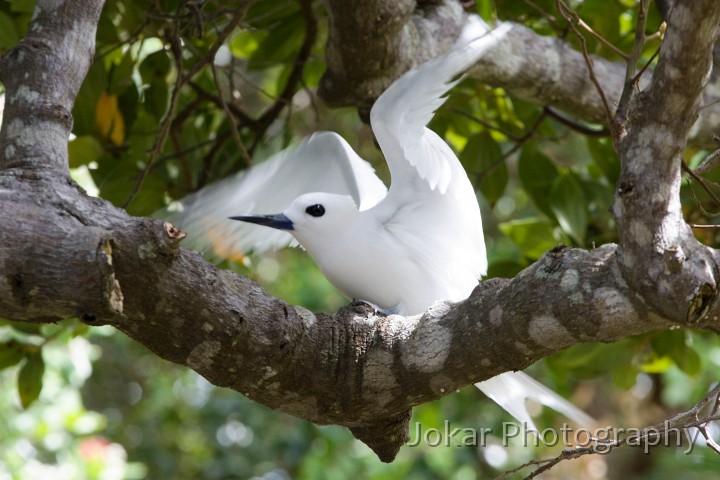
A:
[158,132,387,261]
[370,19,512,194]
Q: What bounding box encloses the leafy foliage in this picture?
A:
[1,0,720,478]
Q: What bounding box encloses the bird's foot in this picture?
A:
[348,299,397,316]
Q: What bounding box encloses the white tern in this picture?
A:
[167,17,593,430]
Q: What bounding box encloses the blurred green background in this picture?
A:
[2,0,720,478]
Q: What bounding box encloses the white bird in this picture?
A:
[165,18,592,430]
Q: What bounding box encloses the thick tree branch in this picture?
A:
[0,0,104,174]
[0,186,700,461]
[319,3,720,150]
[320,0,466,118]
[613,0,720,322]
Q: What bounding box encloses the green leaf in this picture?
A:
[587,137,620,185]
[475,0,497,22]
[549,172,588,245]
[10,0,36,13]
[72,60,108,136]
[92,149,167,217]
[486,260,525,279]
[245,0,300,28]
[547,340,636,378]
[117,84,139,134]
[108,51,136,95]
[611,364,639,389]
[518,145,559,219]
[248,12,304,68]
[0,341,24,370]
[650,330,702,376]
[139,50,171,82]
[460,132,507,204]
[577,1,625,52]
[3,320,41,335]
[650,330,684,356]
[499,218,558,259]
[0,12,19,50]
[18,351,44,409]
[230,30,266,59]
[96,10,120,45]
[675,347,702,376]
[68,135,105,169]
[143,79,169,119]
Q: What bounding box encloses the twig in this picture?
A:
[632,45,661,85]
[474,110,548,187]
[616,0,651,125]
[197,130,233,189]
[210,53,252,168]
[690,224,720,229]
[179,5,249,84]
[556,0,618,137]
[122,5,250,208]
[122,31,185,209]
[153,138,218,167]
[694,146,720,175]
[96,19,150,59]
[188,81,255,125]
[248,0,318,155]
[450,107,525,142]
[682,161,720,209]
[522,0,562,30]
[699,384,720,453]
[685,179,720,218]
[700,98,720,111]
[496,383,720,480]
[544,107,609,137]
[574,15,629,60]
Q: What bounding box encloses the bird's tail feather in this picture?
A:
[475,371,594,431]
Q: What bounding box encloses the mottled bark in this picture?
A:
[320,0,465,118]
[320,2,720,150]
[612,1,720,324]
[1,0,720,463]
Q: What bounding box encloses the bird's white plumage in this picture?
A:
[478,368,594,430]
[371,17,497,195]
[161,132,387,261]
[163,17,592,429]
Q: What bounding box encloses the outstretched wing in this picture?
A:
[159,132,387,262]
[370,18,512,194]
[360,18,511,306]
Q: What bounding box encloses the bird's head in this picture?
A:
[230,192,360,250]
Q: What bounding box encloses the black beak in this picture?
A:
[229,213,294,231]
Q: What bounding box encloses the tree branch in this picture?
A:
[0,187,697,461]
[498,383,720,479]
[613,0,720,322]
[320,0,466,118]
[319,4,720,150]
[2,0,720,465]
[0,0,105,174]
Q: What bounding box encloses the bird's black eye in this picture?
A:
[305,204,325,217]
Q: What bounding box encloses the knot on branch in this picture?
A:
[663,245,686,274]
[97,238,124,316]
[348,410,412,462]
[140,219,187,257]
[687,283,715,323]
[164,222,187,244]
[617,180,634,196]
